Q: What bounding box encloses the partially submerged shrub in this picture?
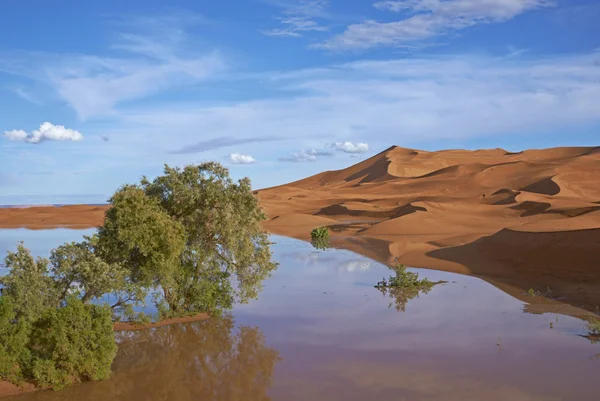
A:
[588,319,600,336]
[374,264,445,312]
[310,226,329,241]
[310,226,330,250]
[375,264,434,289]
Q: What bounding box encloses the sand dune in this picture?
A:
[258,145,600,312]
[1,145,599,312]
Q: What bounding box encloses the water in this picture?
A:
[1,230,598,400]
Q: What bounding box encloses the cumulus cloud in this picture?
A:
[2,122,83,144]
[330,142,369,154]
[278,148,333,162]
[263,0,329,37]
[320,0,552,50]
[229,153,256,164]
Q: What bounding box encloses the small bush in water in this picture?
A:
[311,226,329,241]
[588,319,600,336]
[375,264,434,289]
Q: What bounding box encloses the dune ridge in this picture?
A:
[258,145,600,313]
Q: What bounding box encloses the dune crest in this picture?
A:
[258,145,600,312]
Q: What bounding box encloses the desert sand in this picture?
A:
[256,146,600,313]
[1,145,599,313]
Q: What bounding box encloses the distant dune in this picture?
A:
[1,146,599,312]
[257,145,600,313]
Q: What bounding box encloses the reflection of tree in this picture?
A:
[376,285,437,312]
[16,316,280,401]
[311,237,330,251]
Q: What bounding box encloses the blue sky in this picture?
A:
[1,0,599,204]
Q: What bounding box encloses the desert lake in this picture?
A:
[1,229,598,401]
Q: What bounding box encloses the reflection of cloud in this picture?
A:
[337,259,372,273]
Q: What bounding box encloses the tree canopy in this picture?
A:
[0,162,276,390]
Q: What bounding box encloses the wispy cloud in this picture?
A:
[117,52,600,154]
[3,122,83,144]
[170,135,282,154]
[319,0,553,50]
[262,0,329,37]
[0,13,224,120]
[278,148,332,162]
[12,87,42,105]
[330,141,369,153]
[229,153,256,164]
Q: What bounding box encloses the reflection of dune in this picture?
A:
[258,145,600,314]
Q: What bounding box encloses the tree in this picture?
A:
[0,296,30,384]
[99,163,278,317]
[0,244,56,322]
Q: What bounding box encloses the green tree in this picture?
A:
[0,244,56,322]
[97,163,278,318]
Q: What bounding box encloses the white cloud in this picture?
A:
[0,14,224,121]
[229,153,256,164]
[278,148,332,162]
[330,141,369,153]
[263,0,329,37]
[320,0,553,50]
[115,52,600,156]
[3,122,83,144]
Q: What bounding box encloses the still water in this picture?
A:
[1,230,598,400]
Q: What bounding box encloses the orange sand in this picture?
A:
[257,146,600,312]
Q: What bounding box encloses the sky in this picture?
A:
[1,0,599,204]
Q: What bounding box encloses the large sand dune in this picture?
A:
[1,145,599,312]
[257,146,600,312]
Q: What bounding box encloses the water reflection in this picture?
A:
[11,316,280,401]
[376,282,442,312]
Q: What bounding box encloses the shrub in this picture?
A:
[310,226,329,241]
[588,319,600,336]
[28,297,117,389]
[375,264,433,289]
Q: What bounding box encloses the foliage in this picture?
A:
[28,297,117,389]
[1,244,56,322]
[0,296,31,384]
[311,226,329,241]
[310,226,330,250]
[50,236,129,306]
[0,161,276,391]
[374,264,445,312]
[0,295,116,390]
[375,264,434,289]
[100,162,278,317]
[588,319,600,336]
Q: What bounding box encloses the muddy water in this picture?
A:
[1,231,599,401]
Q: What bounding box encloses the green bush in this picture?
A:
[28,297,117,390]
[375,264,433,289]
[0,296,31,384]
[588,319,600,336]
[310,226,329,241]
